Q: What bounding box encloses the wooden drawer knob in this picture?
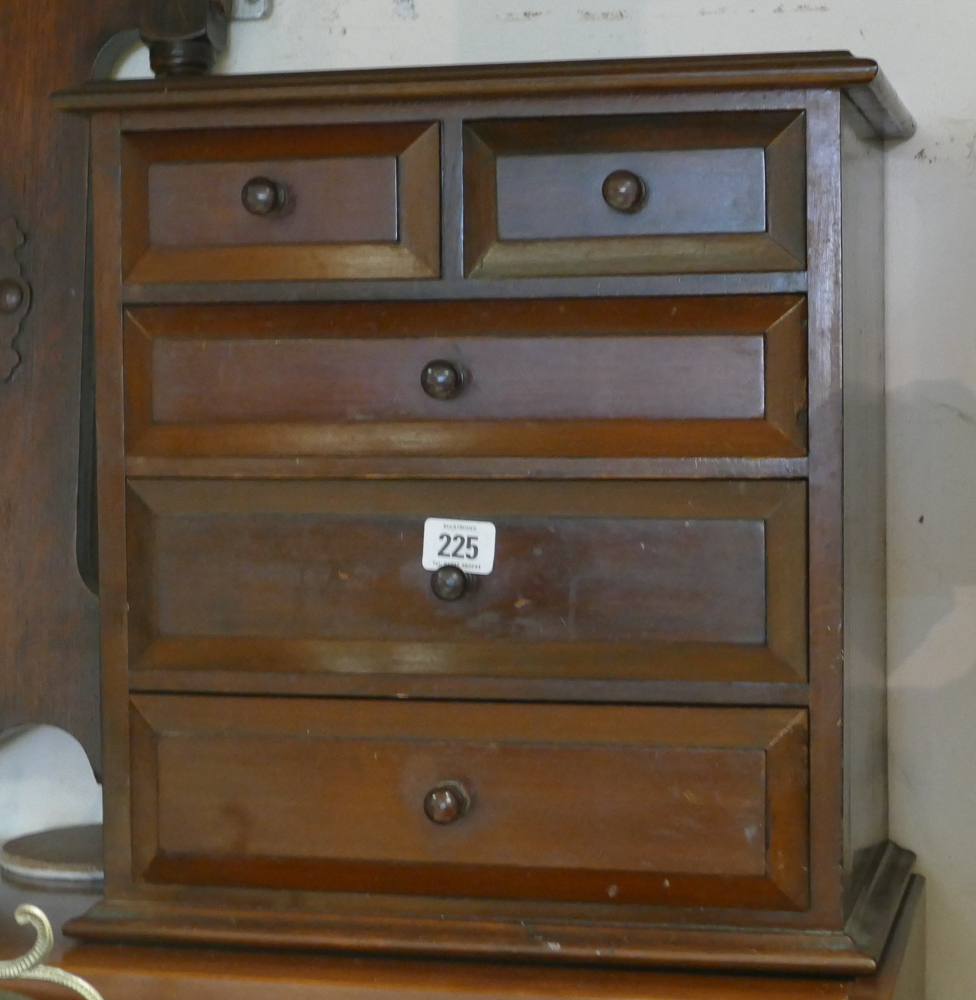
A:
[421,360,465,401]
[602,170,648,213]
[241,176,287,216]
[0,279,24,313]
[423,781,471,824]
[430,565,469,601]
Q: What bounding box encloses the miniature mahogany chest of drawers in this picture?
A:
[56,51,915,976]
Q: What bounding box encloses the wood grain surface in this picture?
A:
[66,56,915,973]
[123,123,440,283]
[52,51,916,141]
[0,869,925,999]
[0,0,144,772]
[125,478,807,684]
[465,111,806,278]
[124,296,807,459]
[129,697,808,910]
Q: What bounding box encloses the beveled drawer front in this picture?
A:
[496,149,766,240]
[464,111,806,278]
[130,696,809,910]
[127,479,807,684]
[121,123,440,283]
[150,158,398,247]
[124,296,807,458]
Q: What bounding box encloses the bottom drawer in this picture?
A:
[130,696,809,911]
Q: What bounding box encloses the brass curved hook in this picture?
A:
[0,905,103,1000]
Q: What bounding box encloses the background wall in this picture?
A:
[119,3,976,997]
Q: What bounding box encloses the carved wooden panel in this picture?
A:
[0,0,145,770]
[0,218,31,381]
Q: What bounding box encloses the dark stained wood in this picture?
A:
[149,157,398,246]
[124,455,810,479]
[844,842,916,960]
[128,697,808,910]
[125,483,155,665]
[53,51,915,141]
[91,109,137,896]
[122,123,440,283]
[843,70,917,146]
[125,478,807,684]
[62,900,881,975]
[766,112,809,268]
[125,296,807,459]
[64,55,915,975]
[126,671,811,706]
[495,147,767,238]
[0,0,145,772]
[464,112,806,278]
[840,97,890,914]
[122,271,809,303]
[155,333,766,420]
[116,92,812,143]
[0,218,33,379]
[107,98,811,308]
[154,516,769,643]
[849,876,925,1000]
[798,87,846,934]
[0,876,925,999]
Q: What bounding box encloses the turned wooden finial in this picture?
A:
[140,0,232,77]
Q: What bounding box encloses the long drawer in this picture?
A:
[123,296,807,459]
[126,478,807,684]
[130,696,809,911]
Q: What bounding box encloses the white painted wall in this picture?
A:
[0,726,102,844]
[117,4,976,996]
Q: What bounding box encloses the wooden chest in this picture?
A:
[55,51,915,975]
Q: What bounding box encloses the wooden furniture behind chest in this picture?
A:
[55,51,916,976]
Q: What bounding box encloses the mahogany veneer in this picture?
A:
[54,50,916,976]
[124,296,808,458]
[122,122,441,282]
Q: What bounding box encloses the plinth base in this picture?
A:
[1,874,924,1000]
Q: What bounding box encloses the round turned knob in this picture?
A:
[0,279,24,314]
[421,360,465,401]
[241,176,287,216]
[423,781,471,824]
[430,565,468,601]
[602,170,648,214]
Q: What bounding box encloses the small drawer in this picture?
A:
[464,111,806,278]
[130,696,809,911]
[123,296,807,459]
[126,478,807,684]
[121,123,440,283]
